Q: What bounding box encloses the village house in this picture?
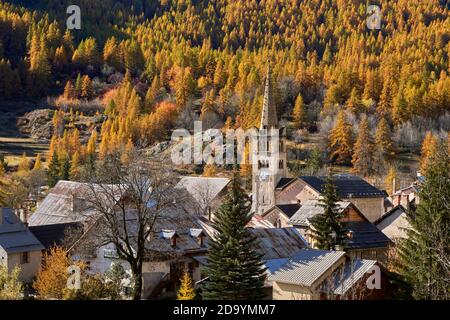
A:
[0,207,44,283]
[375,205,411,243]
[288,200,391,263]
[269,249,390,300]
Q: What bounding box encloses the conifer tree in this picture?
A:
[47,153,60,188]
[33,154,42,171]
[81,75,93,100]
[352,117,374,177]
[18,153,30,173]
[203,172,266,300]
[63,80,75,100]
[329,110,353,164]
[310,174,347,250]
[397,144,450,300]
[177,271,196,300]
[61,157,71,181]
[293,94,306,128]
[375,117,394,159]
[420,132,438,173]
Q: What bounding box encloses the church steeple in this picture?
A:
[260,62,278,129]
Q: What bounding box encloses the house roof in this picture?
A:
[269,249,346,287]
[374,205,407,226]
[289,200,351,227]
[275,178,296,190]
[28,180,117,226]
[29,222,81,249]
[175,176,230,209]
[331,259,377,295]
[0,208,44,254]
[273,203,301,218]
[345,221,391,249]
[249,227,308,260]
[299,174,386,198]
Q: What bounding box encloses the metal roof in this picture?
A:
[345,221,391,249]
[299,175,386,198]
[289,200,351,227]
[249,227,307,260]
[269,249,346,287]
[275,178,296,190]
[331,259,377,295]
[0,208,44,254]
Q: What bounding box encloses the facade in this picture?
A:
[269,249,389,300]
[0,208,44,283]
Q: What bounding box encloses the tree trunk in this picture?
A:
[132,264,143,300]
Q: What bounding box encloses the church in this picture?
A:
[250,64,387,224]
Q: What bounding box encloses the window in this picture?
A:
[103,249,119,259]
[20,252,30,264]
[279,160,284,169]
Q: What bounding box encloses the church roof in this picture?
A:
[275,177,296,190]
[260,63,278,129]
[299,174,386,198]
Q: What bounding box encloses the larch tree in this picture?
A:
[419,132,438,173]
[310,174,347,250]
[33,247,72,300]
[203,172,266,300]
[352,117,374,177]
[293,94,306,128]
[177,271,196,300]
[397,144,450,300]
[385,166,398,195]
[329,110,353,164]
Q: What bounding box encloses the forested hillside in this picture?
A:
[0,0,449,197]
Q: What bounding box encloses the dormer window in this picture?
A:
[161,230,178,248]
[189,229,206,247]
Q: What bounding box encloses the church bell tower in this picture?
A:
[252,63,287,215]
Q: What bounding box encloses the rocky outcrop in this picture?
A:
[17,109,53,141]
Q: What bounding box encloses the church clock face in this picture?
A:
[259,172,269,181]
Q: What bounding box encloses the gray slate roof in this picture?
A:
[289,200,351,227]
[0,208,44,254]
[299,174,386,198]
[175,176,230,209]
[269,249,346,287]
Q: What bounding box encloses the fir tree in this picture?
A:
[397,144,450,299]
[61,157,71,181]
[47,153,60,188]
[310,174,347,250]
[203,172,266,300]
[177,271,196,300]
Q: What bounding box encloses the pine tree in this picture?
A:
[293,94,306,128]
[177,271,196,300]
[329,110,353,164]
[47,153,60,188]
[74,74,82,99]
[310,174,347,250]
[352,117,374,177]
[203,172,266,300]
[397,144,450,299]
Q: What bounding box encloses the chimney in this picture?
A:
[19,208,28,225]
